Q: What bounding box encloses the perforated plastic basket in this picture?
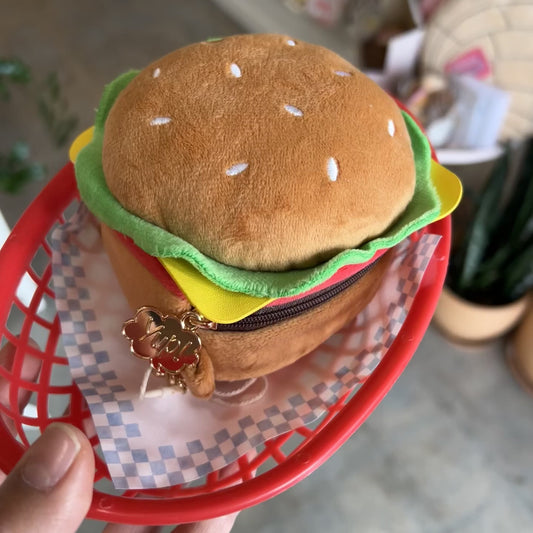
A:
[0,162,450,525]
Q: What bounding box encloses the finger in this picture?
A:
[103,441,258,533]
[0,422,95,533]
[102,523,162,533]
[172,512,239,533]
[170,450,257,533]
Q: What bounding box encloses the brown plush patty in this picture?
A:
[101,222,394,392]
[102,34,415,271]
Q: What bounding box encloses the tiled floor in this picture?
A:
[233,330,533,533]
[1,2,532,532]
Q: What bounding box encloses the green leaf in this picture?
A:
[10,141,29,162]
[37,97,54,126]
[45,72,60,101]
[501,239,533,302]
[0,58,31,83]
[53,116,78,147]
[0,80,10,100]
[0,142,44,194]
[456,149,510,291]
[490,139,533,251]
[510,144,533,245]
[36,72,78,147]
[0,58,31,100]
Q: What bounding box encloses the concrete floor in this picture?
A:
[1,2,533,532]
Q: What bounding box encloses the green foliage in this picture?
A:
[0,57,31,99]
[0,57,78,194]
[37,72,78,148]
[448,139,533,305]
[0,142,45,194]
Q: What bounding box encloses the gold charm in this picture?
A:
[122,307,216,392]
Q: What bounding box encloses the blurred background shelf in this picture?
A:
[211,0,358,62]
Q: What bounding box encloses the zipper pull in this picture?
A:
[182,310,217,332]
[122,306,217,392]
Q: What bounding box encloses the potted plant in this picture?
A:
[433,138,533,343]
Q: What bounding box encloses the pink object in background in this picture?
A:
[445,48,492,80]
[305,0,348,26]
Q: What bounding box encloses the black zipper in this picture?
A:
[217,259,379,332]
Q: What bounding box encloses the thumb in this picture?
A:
[172,511,239,533]
[0,423,95,533]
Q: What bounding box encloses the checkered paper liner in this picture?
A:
[50,205,440,490]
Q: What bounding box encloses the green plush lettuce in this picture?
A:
[75,70,440,298]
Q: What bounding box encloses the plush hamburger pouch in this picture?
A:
[72,34,461,399]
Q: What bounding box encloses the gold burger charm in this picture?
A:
[122,307,216,392]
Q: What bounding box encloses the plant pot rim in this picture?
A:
[433,287,531,343]
[506,342,533,397]
[442,285,531,311]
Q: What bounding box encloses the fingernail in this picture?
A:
[21,423,81,491]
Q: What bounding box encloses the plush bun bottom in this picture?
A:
[102,224,393,398]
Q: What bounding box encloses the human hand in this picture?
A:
[0,341,239,532]
[0,422,95,532]
[0,339,95,532]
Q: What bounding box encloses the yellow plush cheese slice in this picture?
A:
[431,160,463,221]
[159,257,274,324]
[69,127,94,163]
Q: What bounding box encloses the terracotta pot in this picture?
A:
[433,286,530,344]
[507,303,533,393]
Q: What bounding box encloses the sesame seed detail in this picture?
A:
[153,68,161,78]
[226,163,248,176]
[150,117,172,126]
[327,158,339,182]
[230,63,242,78]
[287,39,296,46]
[284,104,303,117]
[388,119,395,137]
[334,70,352,77]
